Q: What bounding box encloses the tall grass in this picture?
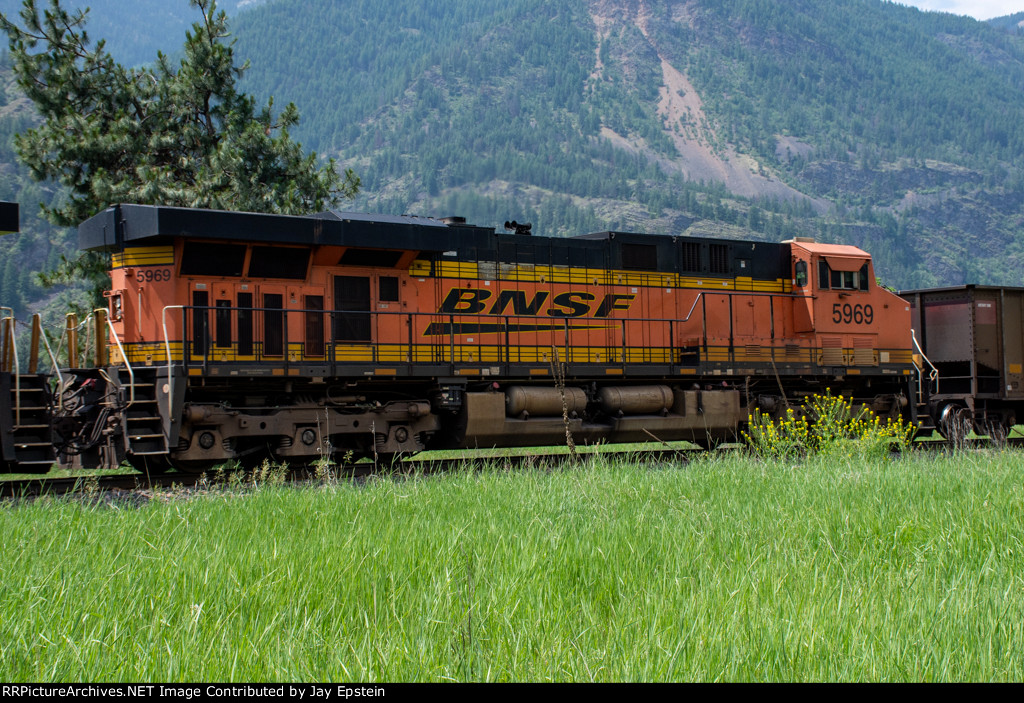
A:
[1,450,1023,681]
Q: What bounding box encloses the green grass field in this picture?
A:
[1,449,1022,681]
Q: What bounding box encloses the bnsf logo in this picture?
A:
[439,288,635,318]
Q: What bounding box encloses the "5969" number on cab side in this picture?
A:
[832,303,873,325]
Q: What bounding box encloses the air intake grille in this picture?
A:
[821,337,844,366]
[853,337,877,366]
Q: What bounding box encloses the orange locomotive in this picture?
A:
[21,204,916,471]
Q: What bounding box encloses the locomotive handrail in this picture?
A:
[51,319,65,370]
[168,303,665,367]
[72,310,99,368]
[64,309,133,408]
[1,311,19,425]
[682,292,704,323]
[159,300,909,374]
[0,310,14,373]
[77,310,100,362]
[3,312,67,411]
[1,308,15,375]
[35,319,64,411]
[80,311,95,370]
[163,305,185,429]
[52,313,90,370]
[910,328,938,401]
[166,302,721,369]
[101,309,135,409]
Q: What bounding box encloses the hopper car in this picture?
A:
[902,285,1024,441]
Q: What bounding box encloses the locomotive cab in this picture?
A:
[788,239,911,371]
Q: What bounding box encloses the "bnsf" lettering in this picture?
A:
[439,288,635,318]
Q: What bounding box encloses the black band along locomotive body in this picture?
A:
[0,203,1002,473]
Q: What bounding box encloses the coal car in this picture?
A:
[903,285,1024,439]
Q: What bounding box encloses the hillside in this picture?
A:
[2,0,1024,294]
[227,0,1024,288]
[988,12,1024,34]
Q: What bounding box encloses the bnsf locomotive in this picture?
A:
[2,204,919,473]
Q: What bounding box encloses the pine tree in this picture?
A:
[1,0,360,301]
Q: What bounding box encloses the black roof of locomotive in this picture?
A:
[79,204,458,252]
[79,204,790,279]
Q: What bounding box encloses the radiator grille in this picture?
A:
[709,244,729,274]
[680,242,701,272]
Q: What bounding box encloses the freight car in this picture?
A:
[902,285,1024,441]
[2,204,918,473]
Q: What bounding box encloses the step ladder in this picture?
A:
[915,402,937,437]
[119,368,169,457]
[1,372,56,473]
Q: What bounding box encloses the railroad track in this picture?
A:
[3,437,1021,500]
[0,446,700,499]
[911,435,1024,451]
[0,471,200,500]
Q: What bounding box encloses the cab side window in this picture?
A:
[830,269,856,290]
[794,261,808,288]
[819,261,870,291]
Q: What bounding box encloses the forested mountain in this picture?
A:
[988,12,1024,34]
[226,0,1024,288]
[3,0,1024,298]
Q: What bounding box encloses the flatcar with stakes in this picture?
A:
[1,203,919,473]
